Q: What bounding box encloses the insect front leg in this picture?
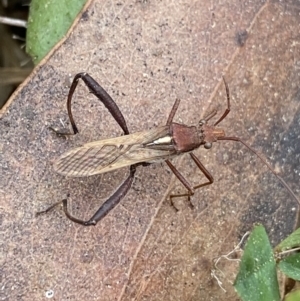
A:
[166,98,181,126]
[188,152,214,189]
[51,72,129,135]
[166,153,214,209]
[165,159,195,210]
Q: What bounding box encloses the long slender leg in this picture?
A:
[166,98,181,126]
[166,160,194,192]
[39,74,139,225]
[54,72,129,135]
[38,165,137,226]
[189,153,214,189]
[167,153,214,208]
[64,164,137,226]
[213,77,231,126]
[166,159,194,209]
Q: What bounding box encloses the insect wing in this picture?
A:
[54,126,175,177]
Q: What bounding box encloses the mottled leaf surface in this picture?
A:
[1,1,300,300]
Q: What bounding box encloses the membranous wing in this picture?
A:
[54,125,176,177]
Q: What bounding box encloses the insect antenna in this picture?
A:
[215,77,299,205]
[218,136,300,205]
[213,77,231,126]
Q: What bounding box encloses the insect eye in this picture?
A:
[204,142,212,149]
[199,119,206,126]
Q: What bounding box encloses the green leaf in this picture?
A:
[284,289,300,301]
[234,224,280,301]
[26,0,87,64]
[275,228,300,253]
[278,253,300,281]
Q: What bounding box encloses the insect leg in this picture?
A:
[167,153,214,209]
[188,152,214,190]
[166,99,181,126]
[165,159,195,209]
[39,164,137,226]
[53,73,129,135]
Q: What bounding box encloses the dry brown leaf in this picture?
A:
[1,0,300,300]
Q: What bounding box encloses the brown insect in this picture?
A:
[37,73,299,226]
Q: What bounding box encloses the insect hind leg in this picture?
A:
[51,73,130,136]
[37,165,137,226]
